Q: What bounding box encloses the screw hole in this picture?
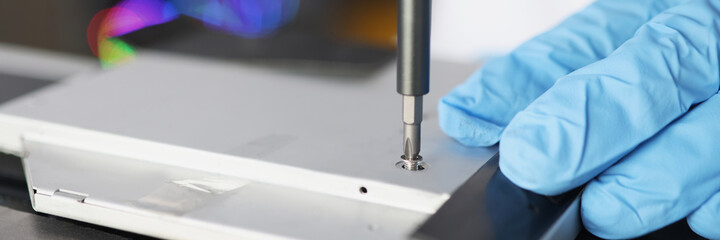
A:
[359,186,368,194]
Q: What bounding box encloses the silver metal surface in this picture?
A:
[1,53,493,194]
[22,139,429,240]
[0,52,496,239]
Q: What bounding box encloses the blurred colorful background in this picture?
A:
[0,0,591,70]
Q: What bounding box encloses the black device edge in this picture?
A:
[412,153,583,240]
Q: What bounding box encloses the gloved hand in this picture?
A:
[439,0,720,238]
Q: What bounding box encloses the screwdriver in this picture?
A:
[397,0,431,171]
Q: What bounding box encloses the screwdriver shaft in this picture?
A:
[397,0,431,170]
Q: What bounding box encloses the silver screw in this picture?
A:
[398,155,425,171]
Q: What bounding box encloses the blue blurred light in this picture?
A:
[169,0,300,38]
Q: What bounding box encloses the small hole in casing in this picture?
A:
[359,186,368,194]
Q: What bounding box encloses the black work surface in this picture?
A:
[0,70,705,240]
[413,153,705,240]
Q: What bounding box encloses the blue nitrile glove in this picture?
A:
[439,0,688,147]
[439,0,720,238]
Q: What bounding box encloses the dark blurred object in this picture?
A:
[0,1,119,56]
[576,220,706,240]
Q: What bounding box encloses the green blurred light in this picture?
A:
[98,38,136,68]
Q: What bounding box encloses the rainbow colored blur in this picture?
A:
[88,0,300,68]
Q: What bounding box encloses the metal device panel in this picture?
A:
[0,52,499,238]
[0,53,496,196]
[23,139,428,240]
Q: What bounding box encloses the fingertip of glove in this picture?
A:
[498,119,578,196]
[438,98,502,147]
[580,182,649,239]
[687,194,720,239]
[688,216,720,240]
[498,147,570,196]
